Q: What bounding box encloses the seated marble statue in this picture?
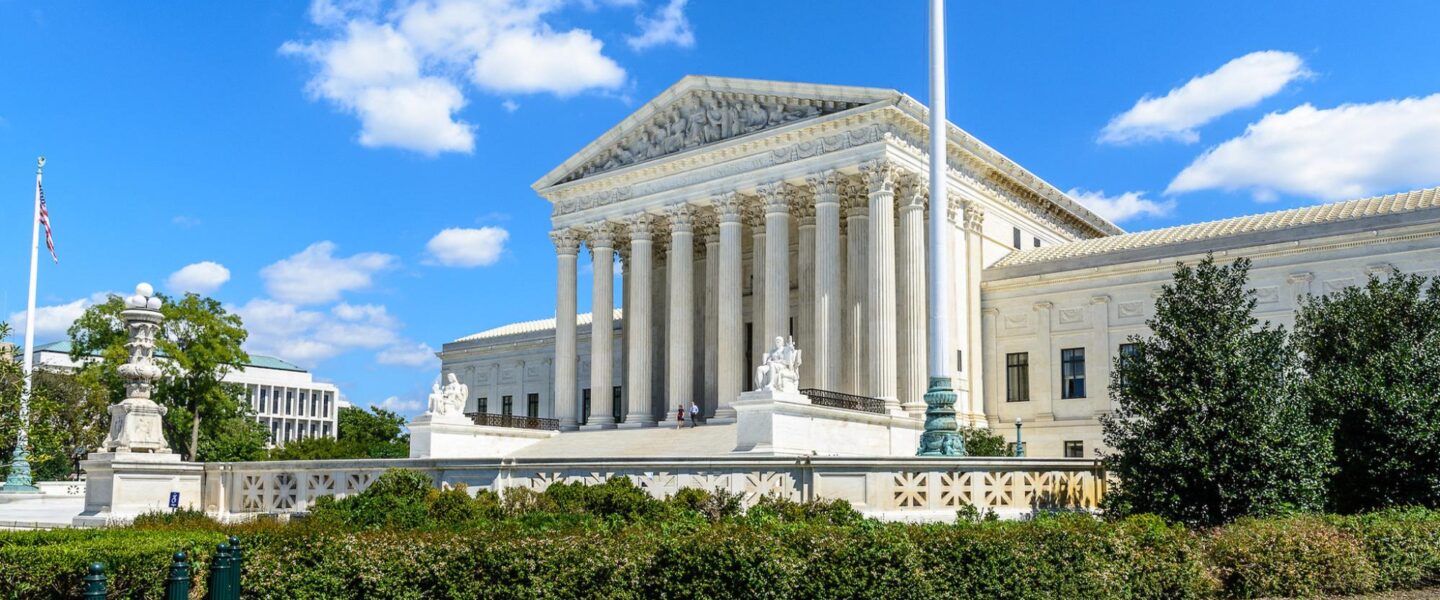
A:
[753,336,802,393]
[426,373,469,419]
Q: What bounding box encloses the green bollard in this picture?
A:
[209,543,232,600]
[165,551,191,600]
[227,535,242,594]
[82,562,106,599]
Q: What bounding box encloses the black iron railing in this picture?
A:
[465,412,561,431]
[800,388,888,414]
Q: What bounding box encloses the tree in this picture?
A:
[1294,273,1440,513]
[268,405,409,460]
[1101,256,1330,526]
[69,292,251,461]
[959,427,1008,457]
[0,323,108,481]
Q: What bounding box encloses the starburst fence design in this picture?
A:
[201,457,1104,519]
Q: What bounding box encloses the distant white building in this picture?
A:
[31,341,340,446]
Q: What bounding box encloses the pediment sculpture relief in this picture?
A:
[558,92,863,184]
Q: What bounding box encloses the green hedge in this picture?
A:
[6,491,1440,598]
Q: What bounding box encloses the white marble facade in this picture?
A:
[439,75,1440,455]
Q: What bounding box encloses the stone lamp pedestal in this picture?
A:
[74,283,203,527]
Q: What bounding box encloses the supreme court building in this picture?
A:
[438,76,1440,457]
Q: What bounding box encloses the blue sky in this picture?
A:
[3,0,1438,414]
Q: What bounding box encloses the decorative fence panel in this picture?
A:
[205,457,1104,521]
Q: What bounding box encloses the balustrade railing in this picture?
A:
[464,412,561,431]
[800,388,887,414]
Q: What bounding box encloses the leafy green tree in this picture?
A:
[0,323,108,481]
[1101,256,1330,526]
[69,292,251,461]
[1294,273,1440,513]
[268,405,409,460]
[959,427,1008,457]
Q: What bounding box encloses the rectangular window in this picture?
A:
[1064,441,1084,458]
[501,395,513,416]
[324,392,332,417]
[1061,348,1086,399]
[286,390,294,415]
[1118,343,1139,386]
[527,393,540,417]
[612,386,623,423]
[1012,227,1022,249]
[1034,237,1042,248]
[581,389,591,426]
[299,391,308,416]
[478,397,488,414]
[1006,352,1030,402]
[956,349,964,372]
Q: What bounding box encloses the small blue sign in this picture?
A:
[168,491,180,509]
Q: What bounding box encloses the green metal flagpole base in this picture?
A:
[917,376,965,456]
[1,437,41,494]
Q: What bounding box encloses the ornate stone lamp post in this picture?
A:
[1013,417,1026,458]
[102,283,170,453]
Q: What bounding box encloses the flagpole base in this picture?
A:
[917,376,966,457]
[1,440,41,494]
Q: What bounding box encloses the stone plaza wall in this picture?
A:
[200,455,1104,522]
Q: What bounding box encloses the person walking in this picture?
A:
[688,402,700,428]
[675,405,685,430]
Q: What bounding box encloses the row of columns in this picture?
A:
[550,159,988,429]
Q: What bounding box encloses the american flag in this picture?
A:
[38,182,56,263]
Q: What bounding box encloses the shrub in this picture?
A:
[0,529,225,598]
[1338,507,1440,589]
[307,467,434,529]
[543,477,665,520]
[131,508,220,531]
[1207,514,1377,598]
[667,487,744,522]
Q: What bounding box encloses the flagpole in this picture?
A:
[918,0,964,456]
[3,156,44,493]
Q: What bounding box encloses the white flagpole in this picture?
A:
[4,156,44,492]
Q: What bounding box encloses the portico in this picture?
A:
[534,76,1115,430]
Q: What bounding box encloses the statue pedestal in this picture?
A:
[732,389,924,457]
[72,451,203,527]
[104,398,170,453]
[409,414,558,459]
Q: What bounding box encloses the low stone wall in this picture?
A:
[201,456,1105,522]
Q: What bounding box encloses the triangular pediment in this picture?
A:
[534,76,899,190]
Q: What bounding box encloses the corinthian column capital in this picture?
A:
[962,200,985,233]
[713,192,745,223]
[860,159,898,195]
[550,228,582,255]
[897,172,927,210]
[806,170,843,202]
[758,181,789,215]
[626,213,656,242]
[666,203,696,233]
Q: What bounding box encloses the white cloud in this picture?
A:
[376,395,424,414]
[167,261,231,295]
[260,241,396,305]
[6,293,111,341]
[1167,94,1440,201]
[283,0,629,154]
[626,0,693,51]
[501,99,519,112]
[1067,189,1175,224]
[1100,51,1309,145]
[377,342,438,368]
[236,298,404,367]
[425,226,509,267]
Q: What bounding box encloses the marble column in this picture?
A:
[715,193,745,421]
[842,179,869,396]
[585,224,616,429]
[651,245,668,419]
[896,175,928,418]
[1033,301,1054,422]
[667,205,696,412]
[746,206,767,385]
[794,188,816,388]
[808,171,843,391]
[622,214,655,427]
[703,224,720,418]
[862,160,900,413]
[760,182,791,345]
[964,202,987,423]
[982,308,999,425]
[550,229,581,430]
[1090,295,1112,415]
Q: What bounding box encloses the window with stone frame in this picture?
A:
[1061,348,1086,399]
[1006,352,1030,402]
[502,395,513,416]
[1012,227,1022,249]
[1064,440,1084,458]
[581,389,591,426]
[1118,343,1140,387]
[527,393,540,417]
[478,397,488,414]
